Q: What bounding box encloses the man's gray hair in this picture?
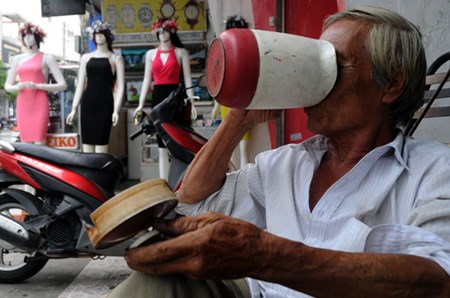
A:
[323,6,427,127]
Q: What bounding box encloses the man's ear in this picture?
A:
[382,73,406,104]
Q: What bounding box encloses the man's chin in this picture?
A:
[304,107,315,117]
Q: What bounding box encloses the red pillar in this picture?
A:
[250,0,279,148]
[283,0,342,144]
[251,0,344,145]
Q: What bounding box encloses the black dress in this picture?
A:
[152,84,191,147]
[80,57,115,145]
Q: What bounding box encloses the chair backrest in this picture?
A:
[406,53,450,136]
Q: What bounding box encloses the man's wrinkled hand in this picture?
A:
[124,211,268,280]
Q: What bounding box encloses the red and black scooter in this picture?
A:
[130,76,210,191]
[0,77,209,283]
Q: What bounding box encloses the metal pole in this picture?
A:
[275,0,284,147]
[0,14,3,62]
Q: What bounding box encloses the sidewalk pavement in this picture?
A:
[0,179,140,298]
[0,129,19,143]
[58,257,132,297]
[56,179,141,297]
[0,133,143,297]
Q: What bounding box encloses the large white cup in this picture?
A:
[206,29,337,109]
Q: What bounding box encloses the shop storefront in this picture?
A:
[43,0,215,180]
[101,0,213,179]
[47,0,342,180]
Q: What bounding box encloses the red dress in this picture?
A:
[16,52,49,142]
[151,47,189,147]
[152,47,181,85]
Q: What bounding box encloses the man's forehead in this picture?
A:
[320,20,370,64]
[320,19,366,41]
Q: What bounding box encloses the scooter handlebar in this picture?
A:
[129,128,144,141]
[130,120,158,141]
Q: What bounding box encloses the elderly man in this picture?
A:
[109,6,450,297]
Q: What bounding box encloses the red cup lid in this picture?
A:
[206,38,225,98]
[206,29,259,109]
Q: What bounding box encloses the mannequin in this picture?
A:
[134,18,197,179]
[5,23,67,145]
[210,16,271,168]
[66,21,125,154]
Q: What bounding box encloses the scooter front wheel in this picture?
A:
[0,194,48,283]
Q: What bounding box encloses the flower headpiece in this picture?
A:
[19,23,46,39]
[86,21,115,41]
[224,15,249,30]
[151,18,179,33]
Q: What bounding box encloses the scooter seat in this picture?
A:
[10,142,124,175]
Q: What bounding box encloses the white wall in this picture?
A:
[346,0,450,65]
[207,0,254,36]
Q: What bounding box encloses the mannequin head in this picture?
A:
[224,15,249,30]
[89,21,115,51]
[152,18,185,48]
[22,34,37,49]
[19,23,46,49]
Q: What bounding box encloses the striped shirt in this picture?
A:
[177,132,450,297]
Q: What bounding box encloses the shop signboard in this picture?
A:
[102,0,207,35]
[41,0,85,17]
[47,133,79,150]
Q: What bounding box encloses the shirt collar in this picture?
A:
[301,130,409,171]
